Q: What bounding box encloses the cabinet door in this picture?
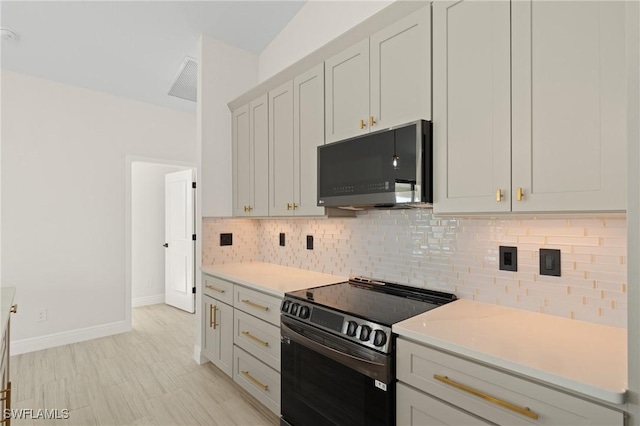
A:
[269,81,295,216]
[432,1,511,214]
[325,38,370,143]
[370,6,431,130]
[250,94,270,216]
[397,383,491,426]
[232,104,251,216]
[293,64,326,216]
[511,1,626,212]
[203,296,233,378]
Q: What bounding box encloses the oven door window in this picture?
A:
[281,335,392,426]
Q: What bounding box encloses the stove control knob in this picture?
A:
[299,306,310,319]
[373,330,387,347]
[346,321,358,336]
[281,300,291,313]
[290,303,300,316]
[359,325,372,341]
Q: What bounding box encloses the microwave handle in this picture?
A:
[281,318,391,383]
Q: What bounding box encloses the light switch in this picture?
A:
[540,249,561,277]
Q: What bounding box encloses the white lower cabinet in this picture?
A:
[234,346,281,415]
[396,338,624,426]
[202,294,233,378]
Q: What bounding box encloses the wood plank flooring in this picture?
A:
[10,304,279,426]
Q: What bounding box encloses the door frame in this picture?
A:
[125,155,197,330]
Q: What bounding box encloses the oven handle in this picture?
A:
[281,318,391,383]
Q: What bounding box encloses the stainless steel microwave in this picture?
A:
[317,120,432,209]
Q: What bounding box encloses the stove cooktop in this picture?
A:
[285,276,457,327]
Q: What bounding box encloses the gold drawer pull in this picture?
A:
[242,331,269,347]
[241,370,268,391]
[292,203,298,210]
[209,305,218,329]
[10,304,17,314]
[206,284,225,294]
[242,299,269,311]
[496,189,503,202]
[516,187,524,201]
[370,116,376,127]
[360,119,366,129]
[433,375,539,420]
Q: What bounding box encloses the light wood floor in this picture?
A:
[10,304,279,426]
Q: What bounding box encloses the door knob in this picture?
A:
[163,243,168,248]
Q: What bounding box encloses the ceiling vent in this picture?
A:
[168,57,197,102]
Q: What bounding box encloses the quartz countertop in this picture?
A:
[201,262,346,298]
[393,298,627,405]
[0,287,16,338]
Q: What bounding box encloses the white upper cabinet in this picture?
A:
[370,6,431,131]
[293,64,326,216]
[434,0,626,214]
[325,6,431,143]
[511,0,626,212]
[268,81,295,216]
[325,39,370,143]
[233,94,269,217]
[433,0,511,214]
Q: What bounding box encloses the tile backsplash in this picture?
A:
[202,211,627,328]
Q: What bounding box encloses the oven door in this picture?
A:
[280,315,393,426]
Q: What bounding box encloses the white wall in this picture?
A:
[258,0,392,82]
[2,71,196,353]
[131,162,189,307]
[198,35,258,218]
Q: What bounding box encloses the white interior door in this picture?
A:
[164,169,195,313]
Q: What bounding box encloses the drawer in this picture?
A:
[234,346,280,415]
[234,309,281,372]
[397,339,623,426]
[233,286,281,326]
[202,274,234,305]
[397,382,492,426]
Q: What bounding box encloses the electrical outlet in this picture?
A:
[220,233,233,246]
[37,309,47,322]
[306,235,314,250]
[540,249,561,277]
[279,233,286,247]
[499,246,517,271]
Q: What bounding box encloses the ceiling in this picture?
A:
[0,1,307,112]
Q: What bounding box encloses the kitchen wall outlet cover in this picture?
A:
[540,249,561,277]
[279,233,285,247]
[499,246,517,271]
[306,235,314,250]
[220,233,233,246]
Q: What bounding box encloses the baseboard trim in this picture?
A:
[193,345,206,365]
[12,320,132,355]
[132,294,164,308]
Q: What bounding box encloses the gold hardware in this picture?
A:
[287,203,292,210]
[243,206,248,212]
[208,304,214,328]
[370,116,376,127]
[516,187,523,201]
[247,206,253,212]
[241,370,268,391]
[242,331,269,347]
[496,189,503,202]
[359,119,365,129]
[212,305,218,329]
[293,203,298,210]
[241,299,269,312]
[10,304,17,314]
[433,375,538,420]
[206,284,225,294]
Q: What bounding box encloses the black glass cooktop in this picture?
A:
[285,277,457,326]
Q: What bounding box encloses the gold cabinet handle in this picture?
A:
[496,189,503,202]
[210,305,218,329]
[206,284,225,294]
[241,299,269,312]
[10,304,17,314]
[248,206,253,212]
[433,375,538,420]
[242,331,269,347]
[243,206,248,212]
[241,370,268,391]
[516,187,524,201]
[359,119,366,129]
[370,116,376,127]
[292,203,298,210]
[286,203,292,211]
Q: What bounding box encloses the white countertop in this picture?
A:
[201,262,346,297]
[393,299,627,405]
[0,287,16,338]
